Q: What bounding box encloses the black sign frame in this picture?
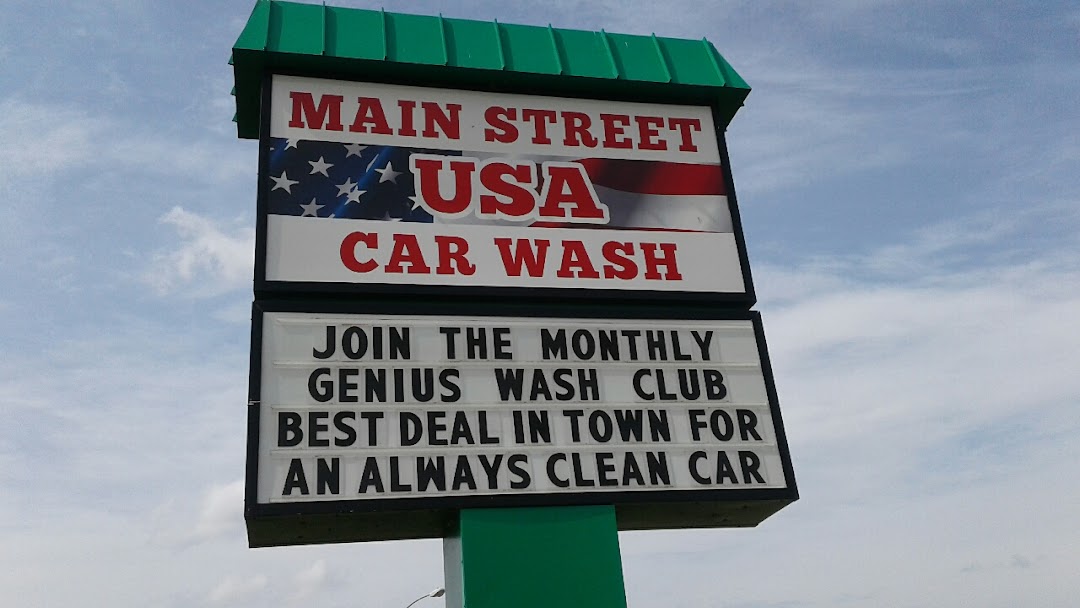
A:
[245,298,797,547]
[251,72,759,308]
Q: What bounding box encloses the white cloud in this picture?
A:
[187,72,248,138]
[1,2,1077,608]
[620,201,1080,607]
[726,61,992,196]
[0,96,251,189]
[290,559,329,602]
[149,206,255,296]
[758,210,1080,443]
[192,480,245,543]
[207,574,268,605]
[0,99,102,184]
[213,300,256,324]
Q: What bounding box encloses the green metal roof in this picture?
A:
[231,0,750,139]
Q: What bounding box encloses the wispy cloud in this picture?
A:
[290,559,330,602]
[191,480,246,544]
[148,206,255,296]
[0,99,102,184]
[207,574,268,605]
[1,2,1077,608]
[0,96,251,187]
[621,196,1080,606]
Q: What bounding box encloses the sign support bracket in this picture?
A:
[444,506,628,608]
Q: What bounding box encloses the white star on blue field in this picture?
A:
[265,138,441,222]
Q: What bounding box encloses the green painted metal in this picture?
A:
[553,28,618,79]
[231,0,750,139]
[605,32,672,83]
[384,12,449,65]
[497,22,563,75]
[266,0,324,55]
[444,506,628,608]
[443,18,505,70]
[325,7,385,61]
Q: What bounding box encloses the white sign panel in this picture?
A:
[253,311,792,506]
[269,75,720,161]
[265,217,743,293]
[259,75,752,299]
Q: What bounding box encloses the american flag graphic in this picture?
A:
[266,137,733,233]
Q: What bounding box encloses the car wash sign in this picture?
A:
[257,76,754,302]
[246,301,795,544]
[235,3,794,547]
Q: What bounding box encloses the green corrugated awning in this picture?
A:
[231,0,750,139]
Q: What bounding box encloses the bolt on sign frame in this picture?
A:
[232,2,797,607]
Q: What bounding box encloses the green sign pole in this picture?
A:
[444,506,628,608]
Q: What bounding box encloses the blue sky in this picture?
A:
[2,1,1079,607]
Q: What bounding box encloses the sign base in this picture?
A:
[444,506,628,608]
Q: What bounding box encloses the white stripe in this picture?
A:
[426,181,733,233]
[596,186,733,233]
[271,75,720,164]
[266,216,747,293]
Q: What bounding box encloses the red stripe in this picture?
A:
[529,222,708,233]
[576,159,726,196]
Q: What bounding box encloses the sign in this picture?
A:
[246,301,796,546]
[256,75,755,303]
